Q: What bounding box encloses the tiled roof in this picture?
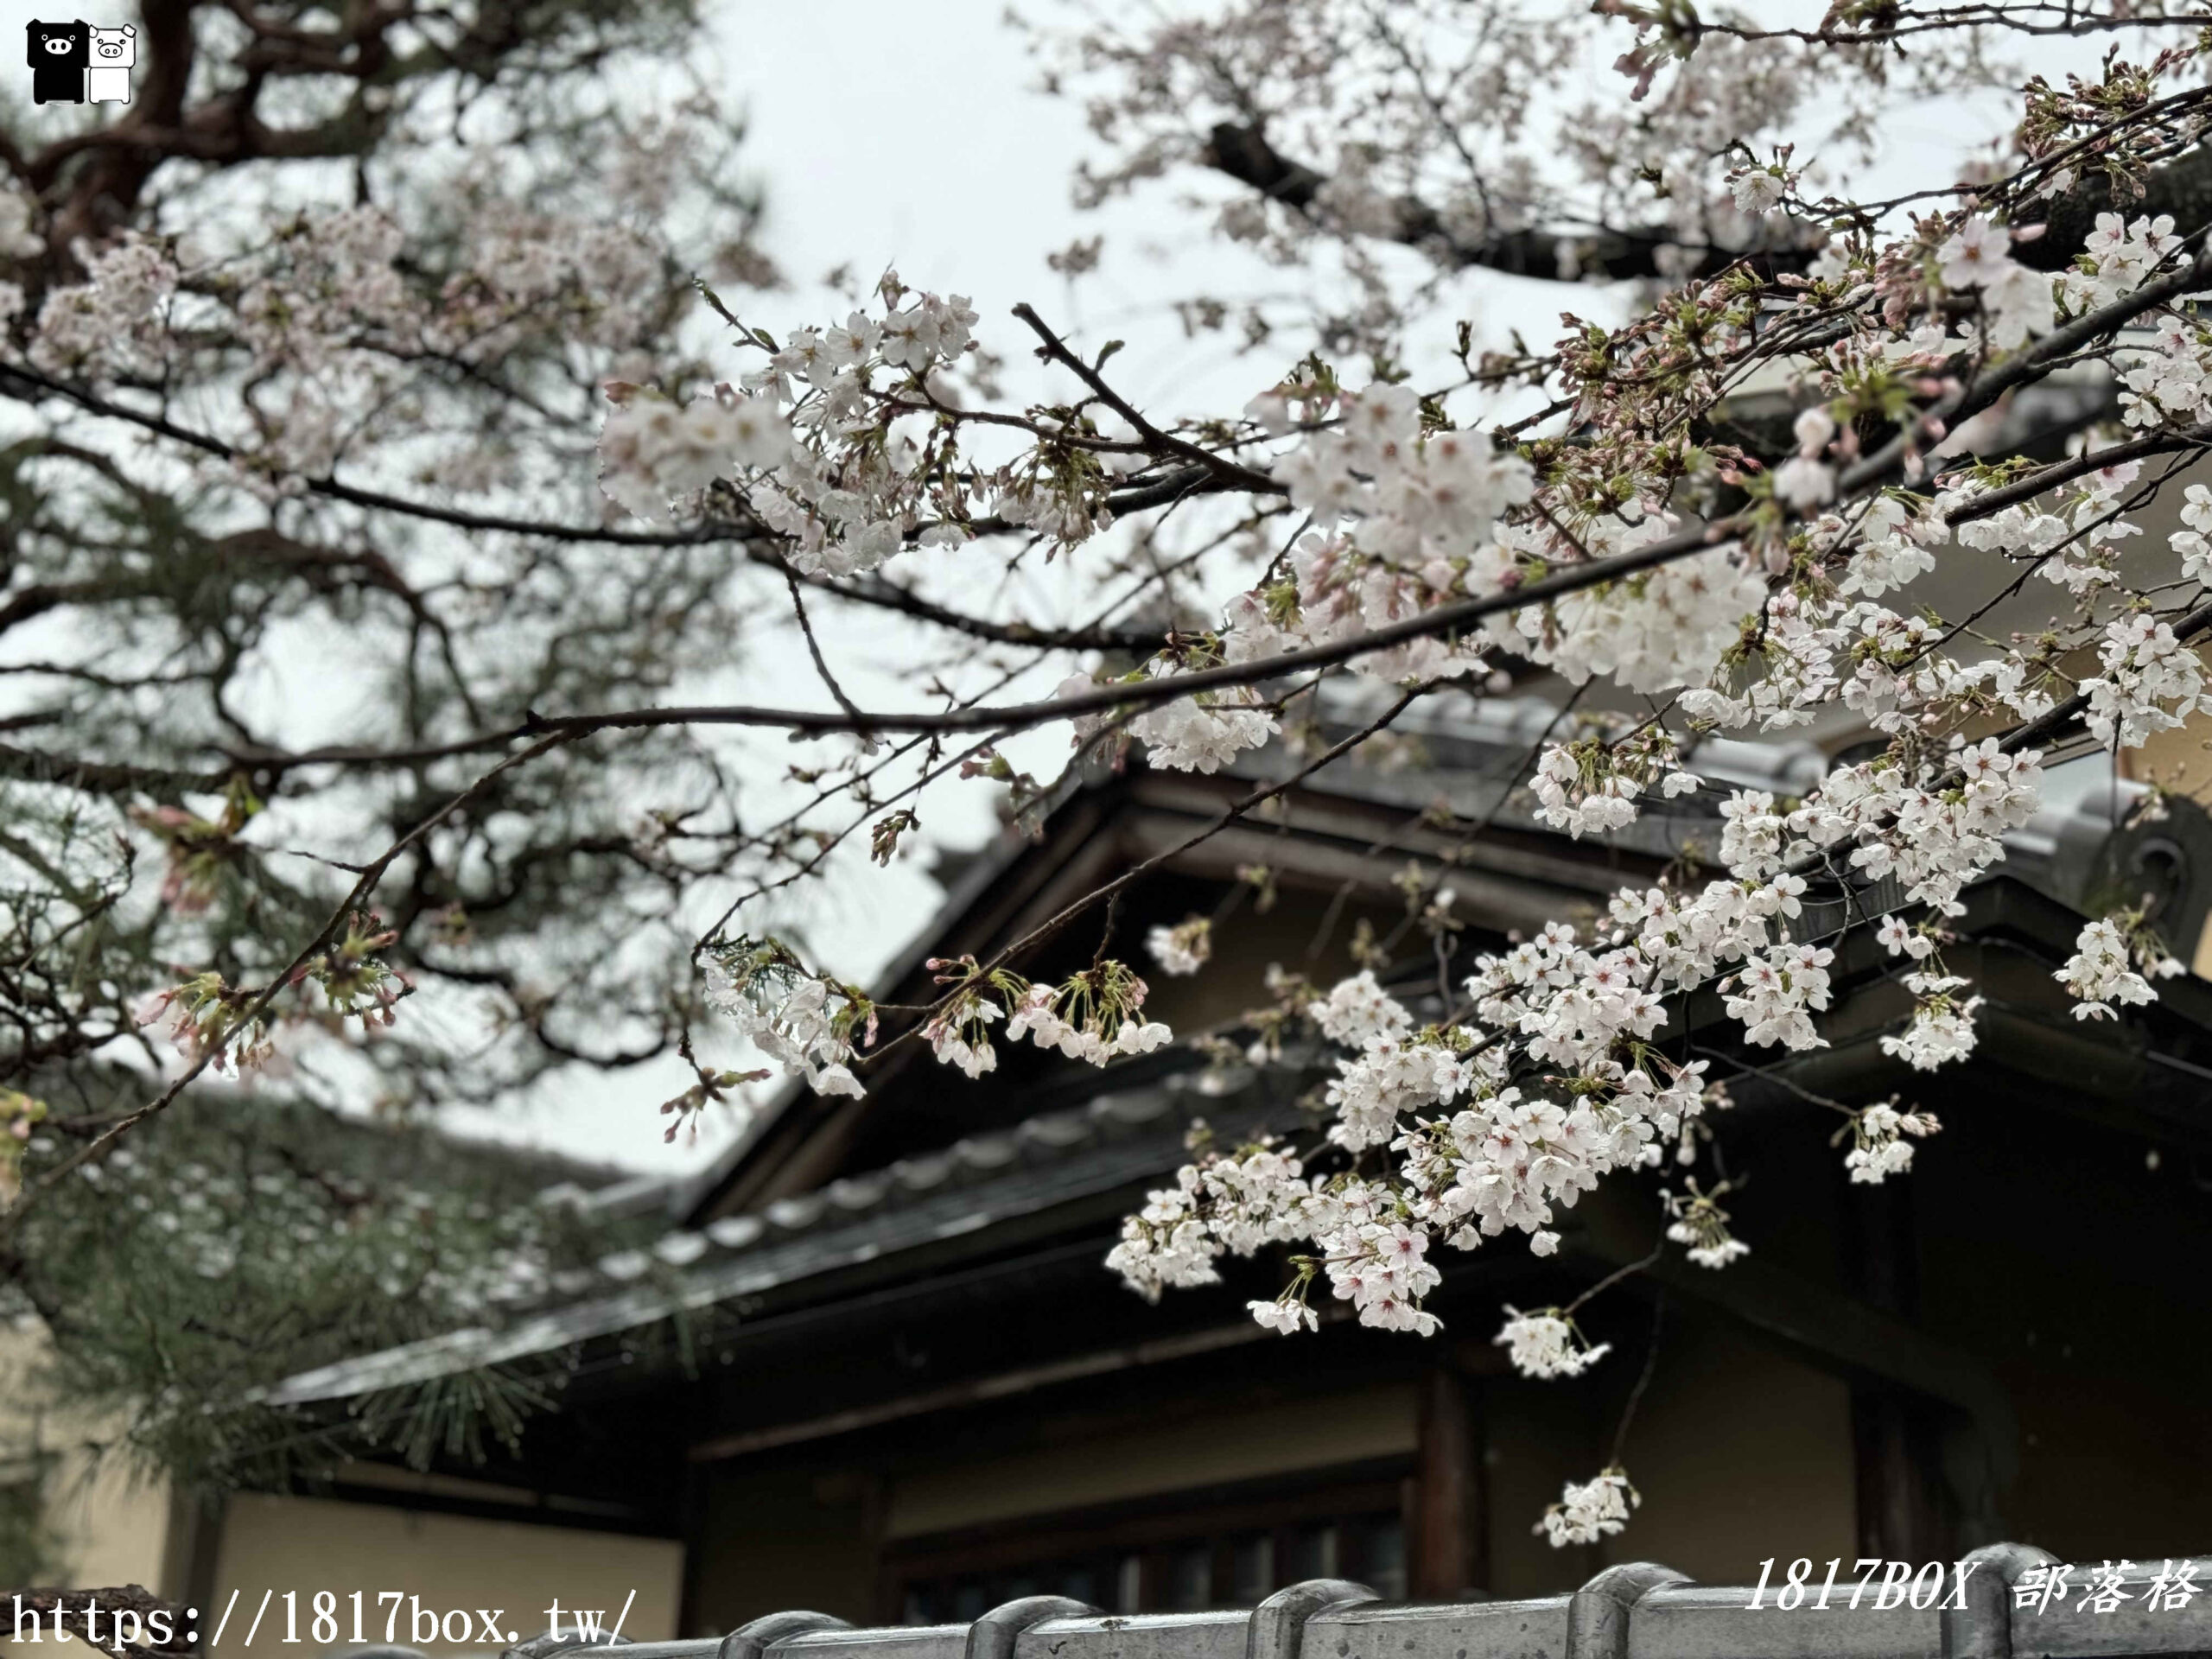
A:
[273,696,2198,1408]
[675,694,2171,1222]
[267,1068,1284,1406]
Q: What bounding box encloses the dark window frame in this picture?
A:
[878,1459,1414,1624]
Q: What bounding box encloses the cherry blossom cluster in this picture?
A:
[1116,944,1727,1331]
[702,938,873,1097]
[1124,689,1282,775]
[25,234,181,379]
[1039,0,1897,333]
[1105,699,2056,1553]
[1934,216,2056,350]
[290,912,412,1033]
[2080,613,2212,751]
[1107,1134,1321,1301]
[1494,1306,1611,1379]
[1200,384,1534,690]
[1324,1031,1480,1154]
[138,973,278,1077]
[1662,1180,1751,1270]
[1880,971,1986,1071]
[598,383,793,523]
[1322,1218,1445,1334]
[2119,313,2212,433]
[131,912,413,1078]
[19,203,677,496]
[1716,739,2046,944]
[1721,941,1836,1052]
[1951,445,2142,607]
[2056,912,2186,1021]
[2067,213,2188,315]
[920,954,1171,1079]
[1869,916,1988,1071]
[1535,1469,1640,1548]
[2171,485,2212,588]
[593,270,1195,597]
[721,276,1002,575]
[1147,917,1214,976]
[1516,531,1769,697]
[1841,1102,1942,1185]
[1531,724,1700,838]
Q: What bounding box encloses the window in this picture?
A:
[887,1470,1410,1623]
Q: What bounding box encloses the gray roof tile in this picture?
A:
[268,1070,1258,1405]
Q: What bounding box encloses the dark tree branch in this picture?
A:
[0,363,1178,656]
[1201,117,2212,283]
[1201,121,1802,283]
[0,742,236,796]
[2012,140,2212,271]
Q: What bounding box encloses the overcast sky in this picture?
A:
[466,0,1332,1177]
[452,0,1623,1178]
[0,0,2036,1178]
[470,0,2029,1177]
[452,0,1616,1179]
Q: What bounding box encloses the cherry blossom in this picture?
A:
[702,940,872,1098]
[2057,914,2185,1022]
[1147,918,1214,976]
[1495,1307,1612,1379]
[16,0,2212,1552]
[1842,1103,1942,1185]
[1663,1181,1750,1270]
[1535,1470,1639,1548]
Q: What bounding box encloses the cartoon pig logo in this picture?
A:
[26,21,88,105]
[86,23,132,104]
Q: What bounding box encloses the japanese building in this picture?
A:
[229,673,2212,1643]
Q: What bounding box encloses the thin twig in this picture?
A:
[1607,1290,1668,1469]
[783,572,866,724]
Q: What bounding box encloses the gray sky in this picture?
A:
[0,0,2037,1177]
[486,0,2026,1176]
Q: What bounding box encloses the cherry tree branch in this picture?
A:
[0,362,1185,657]
[1201,96,2212,283]
[0,729,573,1243]
[1201,120,1811,283]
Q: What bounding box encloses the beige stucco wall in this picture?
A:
[3,1323,682,1656]
[210,1494,683,1656]
[0,1321,175,1592]
[1481,1311,1856,1598]
[40,1454,173,1591]
[1593,1316,1858,1586]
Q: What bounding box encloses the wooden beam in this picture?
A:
[688,1313,1350,1464]
[1112,808,1594,934]
[1840,1172,1957,1560]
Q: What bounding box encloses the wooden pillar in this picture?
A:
[676,1460,711,1637]
[1845,1173,1955,1560]
[1853,1391,1910,1557]
[1410,1363,1484,1598]
[164,1487,226,1643]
